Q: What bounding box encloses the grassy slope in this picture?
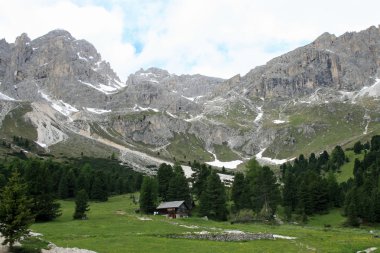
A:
[307,209,347,227]
[213,143,241,162]
[166,133,213,163]
[31,195,380,253]
[49,132,118,159]
[336,150,365,183]
[264,102,380,159]
[0,103,37,141]
[209,100,257,131]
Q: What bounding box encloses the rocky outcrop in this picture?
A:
[1,26,380,167]
[0,30,123,107]
[167,232,275,241]
[108,67,223,114]
[214,25,380,99]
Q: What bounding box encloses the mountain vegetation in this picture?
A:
[1,25,380,252]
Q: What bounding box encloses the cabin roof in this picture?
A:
[157,200,185,209]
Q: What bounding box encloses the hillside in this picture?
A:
[0,26,380,172]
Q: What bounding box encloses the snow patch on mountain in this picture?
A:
[217,173,234,184]
[254,107,263,123]
[77,52,88,61]
[356,78,380,98]
[181,95,204,102]
[166,111,178,118]
[255,148,292,165]
[139,72,157,77]
[273,120,287,124]
[78,80,118,95]
[182,164,233,184]
[185,114,204,122]
[85,108,112,114]
[133,104,159,112]
[35,141,48,148]
[39,91,78,117]
[182,165,194,178]
[0,92,16,101]
[206,152,243,169]
[149,79,159,83]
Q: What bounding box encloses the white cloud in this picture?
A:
[0,0,380,80]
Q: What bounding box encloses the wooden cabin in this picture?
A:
[156,200,190,218]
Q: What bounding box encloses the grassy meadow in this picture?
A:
[31,194,380,253]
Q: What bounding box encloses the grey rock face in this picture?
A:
[109,67,223,114]
[1,26,380,166]
[0,30,123,107]
[214,25,380,99]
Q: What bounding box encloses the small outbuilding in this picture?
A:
[156,200,190,218]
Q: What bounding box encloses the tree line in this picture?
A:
[140,136,380,227]
[0,155,143,248]
[139,162,228,220]
[344,136,380,226]
[0,156,143,221]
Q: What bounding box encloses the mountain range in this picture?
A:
[1,25,380,172]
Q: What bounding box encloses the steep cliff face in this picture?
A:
[215,25,380,99]
[0,30,123,107]
[109,67,223,114]
[1,26,380,170]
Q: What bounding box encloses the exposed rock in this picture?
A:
[167,232,274,241]
[1,26,380,169]
[214,25,380,99]
[0,30,123,108]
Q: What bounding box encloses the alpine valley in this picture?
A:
[1,25,380,172]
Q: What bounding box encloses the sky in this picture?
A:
[0,0,379,81]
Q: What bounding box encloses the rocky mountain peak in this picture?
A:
[313,32,336,49]
[37,29,73,41]
[15,33,31,46]
[214,25,380,99]
[0,30,124,108]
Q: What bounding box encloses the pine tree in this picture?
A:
[77,172,90,193]
[317,150,330,170]
[167,167,191,207]
[231,172,247,211]
[331,145,346,168]
[353,141,363,154]
[139,177,158,214]
[66,169,77,198]
[90,171,108,201]
[73,189,90,220]
[370,135,380,151]
[344,188,360,226]
[191,164,211,199]
[199,171,227,221]
[311,179,329,213]
[0,171,34,249]
[297,180,313,215]
[58,171,69,199]
[282,171,297,211]
[157,163,173,201]
[25,161,61,222]
[326,172,342,208]
[246,162,280,215]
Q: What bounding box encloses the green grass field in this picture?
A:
[336,150,365,183]
[30,195,380,253]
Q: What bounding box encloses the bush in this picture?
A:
[231,209,255,223]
